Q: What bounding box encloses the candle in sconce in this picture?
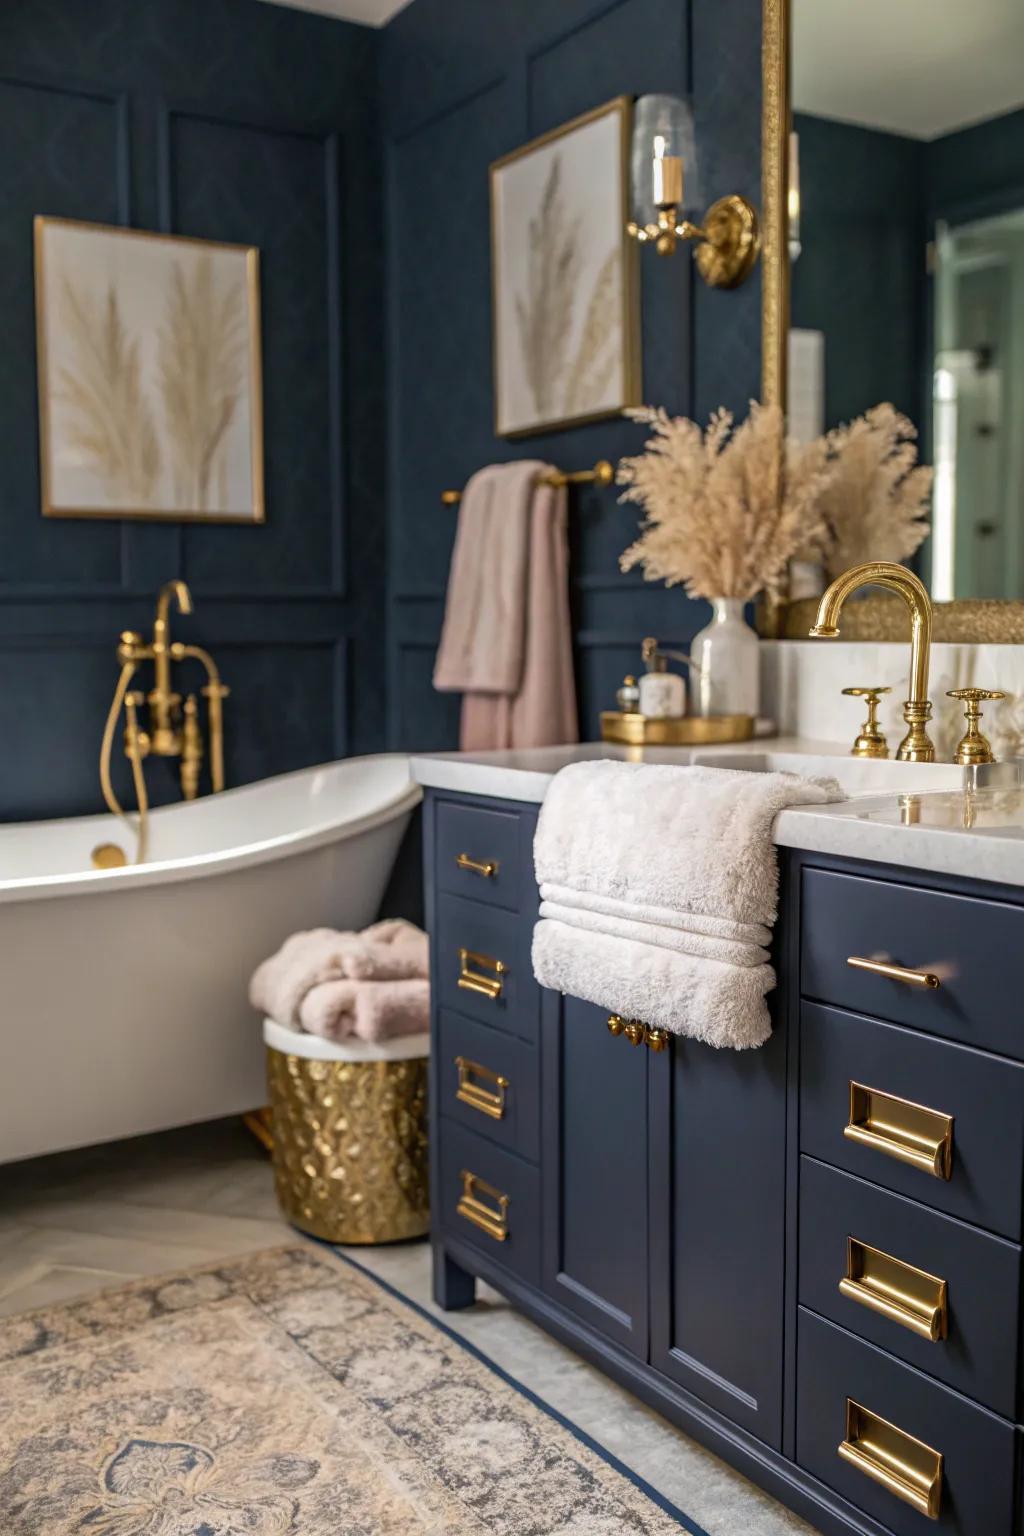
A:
[652,152,683,209]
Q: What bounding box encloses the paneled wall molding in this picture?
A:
[157,101,348,601]
[0,70,132,222]
[1,0,384,818]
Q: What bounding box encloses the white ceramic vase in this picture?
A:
[690,598,760,718]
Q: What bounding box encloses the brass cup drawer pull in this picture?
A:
[456,852,498,878]
[457,948,507,1001]
[457,1169,509,1242]
[839,1237,948,1342]
[454,1056,509,1120]
[847,955,940,989]
[844,1081,954,1181]
[607,1015,670,1051]
[838,1399,943,1520]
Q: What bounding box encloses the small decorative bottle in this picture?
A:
[638,637,686,719]
[616,675,641,714]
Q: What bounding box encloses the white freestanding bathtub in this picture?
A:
[0,755,421,1165]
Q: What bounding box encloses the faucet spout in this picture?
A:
[809,561,935,762]
[151,580,193,754]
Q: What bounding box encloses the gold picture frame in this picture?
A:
[490,96,641,439]
[34,216,264,523]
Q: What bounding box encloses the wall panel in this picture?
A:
[383,0,762,751]
[0,0,384,821]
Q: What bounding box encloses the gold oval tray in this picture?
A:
[600,711,755,746]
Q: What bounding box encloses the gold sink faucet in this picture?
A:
[810,561,935,762]
[99,581,229,863]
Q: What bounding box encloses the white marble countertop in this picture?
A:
[411,739,1024,889]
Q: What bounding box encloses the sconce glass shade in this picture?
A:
[631,94,701,225]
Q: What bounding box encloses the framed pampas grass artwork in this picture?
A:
[33,216,264,522]
[490,97,640,438]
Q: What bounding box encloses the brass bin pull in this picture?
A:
[838,1399,943,1520]
[455,1056,508,1120]
[840,1237,948,1342]
[847,955,940,989]
[845,1082,953,1180]
[456,852,498,878]
[457,1170,509,1242]
[457,949,506,1001]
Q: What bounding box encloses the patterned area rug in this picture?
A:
[0,1244,692,1533]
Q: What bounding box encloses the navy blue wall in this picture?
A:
[381,0,763,748]
[0,0,385,819]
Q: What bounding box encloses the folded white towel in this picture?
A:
[538,898,769,968]
[533,919,775,1049]
[539,882,773,948]
[532,760,843,1048]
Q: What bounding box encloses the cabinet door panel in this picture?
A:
[542,995,648,1356]
[649,1026,787,1447]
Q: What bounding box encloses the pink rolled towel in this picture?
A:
[300,977,431,1043]
[249,919,428,1028]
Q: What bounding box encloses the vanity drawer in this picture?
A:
[800,1002,1024,1239]
[801,865,1024,1058]
[438,1120,540,1287]
[437,1009,539,1162]
[799,1156,1021,1418]
[435,891,539,1041]
[797,1310,1015,1536]
[435,798,533,912]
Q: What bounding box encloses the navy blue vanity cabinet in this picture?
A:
[541,994,650,1356]
[425,791,1024,1536]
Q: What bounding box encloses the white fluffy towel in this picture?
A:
[532,760,842,1048]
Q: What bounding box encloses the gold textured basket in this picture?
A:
[266,1037,429,1245]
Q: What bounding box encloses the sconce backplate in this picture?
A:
[694,194,761,288]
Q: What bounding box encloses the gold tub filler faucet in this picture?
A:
[98,580,229,866]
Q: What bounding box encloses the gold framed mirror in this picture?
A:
[762,0,1024,641]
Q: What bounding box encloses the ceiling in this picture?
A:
[255,0,411,27]
[793,0,1024,139]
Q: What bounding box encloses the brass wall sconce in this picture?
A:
[627,93,760,288]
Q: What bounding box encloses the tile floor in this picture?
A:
[0,1119,817,1536]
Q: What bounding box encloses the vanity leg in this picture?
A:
[433,1242,476,1310]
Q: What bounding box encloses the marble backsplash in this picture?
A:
[761,640,1024,761]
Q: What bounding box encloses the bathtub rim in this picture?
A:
[0,754,422,906]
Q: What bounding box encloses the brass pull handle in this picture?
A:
[457,1169,509,1242]
[847,955,940,989]
[456,852,498,878]
[457,949,506,1000]
[845,1082,953,1180]
[454,1056,508,1120]
[840,1237,948,1342]
[838,1399,943,1520]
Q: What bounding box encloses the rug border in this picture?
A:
[329,1243,710,1536]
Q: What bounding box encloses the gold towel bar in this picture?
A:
[441,459,615,505]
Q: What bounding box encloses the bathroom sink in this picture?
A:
[688,748,966,797]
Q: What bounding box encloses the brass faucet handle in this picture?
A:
[842,686,891,760]
[946,688,1005,767]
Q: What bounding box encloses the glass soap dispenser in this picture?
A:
[638,636,693,719]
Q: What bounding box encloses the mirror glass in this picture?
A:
[791,0,1024,599]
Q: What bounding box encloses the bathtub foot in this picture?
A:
[433,1242,476,1310]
